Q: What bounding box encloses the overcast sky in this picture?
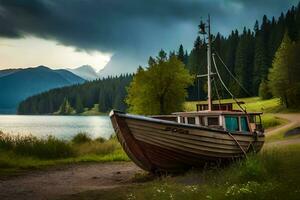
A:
[0,0,298,73]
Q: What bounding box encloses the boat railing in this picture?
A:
[150,115,177,122]
[196,102,245,111]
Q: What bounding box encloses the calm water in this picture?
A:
[0,115,114,140]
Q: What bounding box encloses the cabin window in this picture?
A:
[179,117,185,123]
[240,117,249,132]
[225,116,239,132]
[200,117,205,125]
[187,117,196,124]
[249,115,255,123]
[207,117,219,126]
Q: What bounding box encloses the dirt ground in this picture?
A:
[1,114,300,200]
[264,114,300,148]
[0,162,142,200]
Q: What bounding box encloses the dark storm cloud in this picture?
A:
[0,0,298,72]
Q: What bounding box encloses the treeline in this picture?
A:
[18,74,133,114]
[18,4,300,114]
[179,4,300,101]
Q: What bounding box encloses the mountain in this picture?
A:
[18,74,133,115]
[0,66,85,113]
[67,65,99,80]
[98,53,145,78]
[0,68,21,77]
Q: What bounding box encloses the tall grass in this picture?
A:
[0,131,128,173]
[0,132,74,159]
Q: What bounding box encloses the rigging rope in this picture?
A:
[227,132,248,157]
[212,53,247,113]
[212,77,222,110]
[213,51,252,97]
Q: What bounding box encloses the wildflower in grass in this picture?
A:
[185,185,198,192]
[206,195,212,199]
[225,181,278,198]
[127,193,136,200]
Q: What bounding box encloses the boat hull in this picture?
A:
[110,110,264,173]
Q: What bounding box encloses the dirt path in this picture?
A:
[266,113,300,137]
[0,162,142,200]
[264,113,300,148]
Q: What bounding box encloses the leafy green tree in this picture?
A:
[258,80,272,99]
[126,54,193,115]
[269,33,300,107]
[59,97,73,115]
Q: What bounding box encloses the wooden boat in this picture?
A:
[110,16,265,173]
[110,107,264,173]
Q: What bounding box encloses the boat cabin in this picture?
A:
[173,103,263,134]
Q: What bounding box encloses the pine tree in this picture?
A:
[157,49,167,62]
[148,57,156,66]
[59,97,73,115]
[75,95,84,113]
[177,44,185,64]
[186,36,207,100]
[234,28,254,97]
[253,32,269,94]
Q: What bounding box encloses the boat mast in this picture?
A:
[207,15,212,111]
[198,15,213,111]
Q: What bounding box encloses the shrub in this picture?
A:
[72,132,92,144]
[95,136,106,143]
[259,80,272,100]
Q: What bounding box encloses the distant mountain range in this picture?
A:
[0,66,85,113]
[66,65,99,80]
[0,63,128,113]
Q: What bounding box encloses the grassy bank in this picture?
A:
[0,132,129,175]
[185,97,300,113]
[68,144,300,200]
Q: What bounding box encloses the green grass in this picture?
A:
[184,97,300,113]
[66,144,300,200]
[0,132,129,175]
[261,113,288,129]
[81,104,106,115]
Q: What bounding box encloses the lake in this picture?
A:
[0,115,114,140]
